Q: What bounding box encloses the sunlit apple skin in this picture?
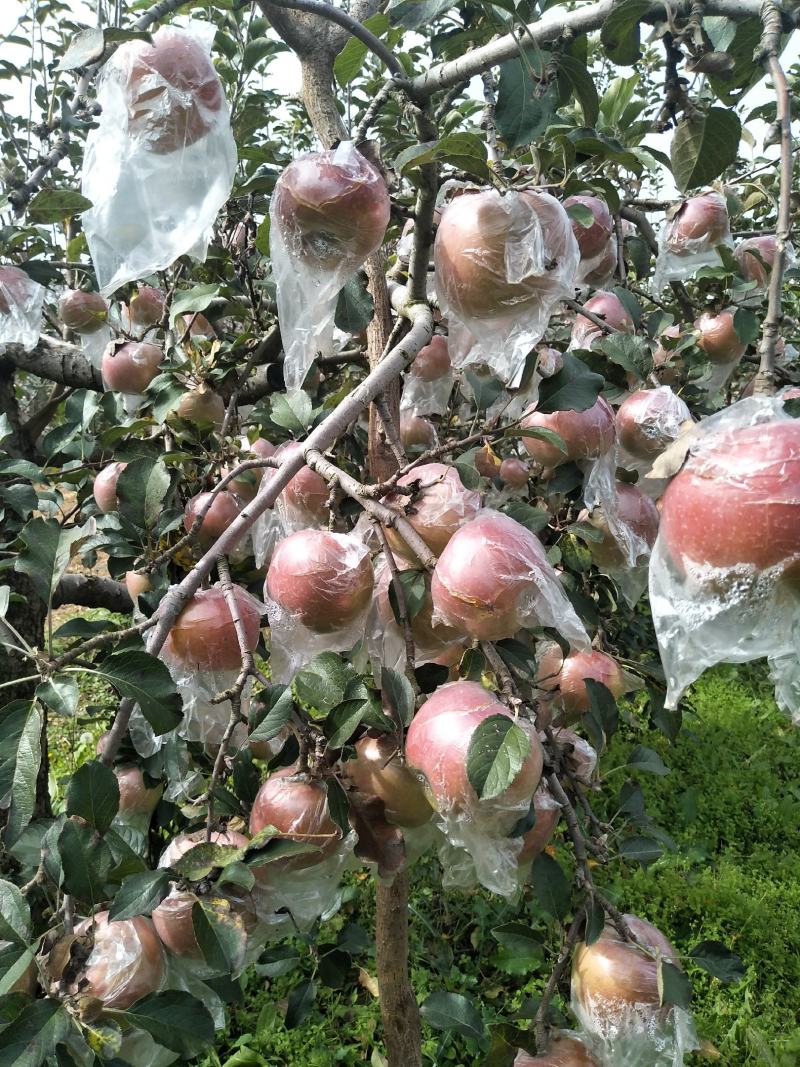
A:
[694,308,746,365]
[735,235,776,288]
[125,571,151,599]
[405,680,543,829]
[72,913,165,1009]
[616,388,692,460]
[383,463,481,560]
[435,190,577,321]
[572,914,680,1024]
[514,1034,600,1066]
[374,559,460,653]
[344,735,434,828]
[588,482,660,569]
[499,458,530,488]
[570,291,634,350]
[120,27,224,154]
[431,511,561,641]
[410,335,451,381]
[517,788,561,864]
[102,341,163,393]
[274,149,390,269]
[128,285,165,328]
[659,420,800,576]
[400,413,436,450]
[249,766,341,868]
[175,384,226,431]
[565,194,613,260]
[163,585,262,671]
[93,461,127,514]
[184,489,242,546]
[664,192,729,252]
[58,290,109,333]
[521,396,615,468]
[115,765,163,817]
[0,265,35,315]
[273,441,330,524]
[535,646,626,722]
[267,529,373,633]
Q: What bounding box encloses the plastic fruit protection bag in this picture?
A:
[572,997,698,1067]
[615,387,692,477]
[81,23,237,295]
[578,232,618,289]
[648,395,800,720]
[270,141,390,392]
[0,266,44,351]
[435,190,580,389]
[400,336,455,417]
[652,190,733,292]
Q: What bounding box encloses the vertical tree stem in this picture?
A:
[375,869,422,1067]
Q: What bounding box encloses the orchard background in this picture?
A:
[0,0,798,1065]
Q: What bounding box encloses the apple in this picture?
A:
[582,237,619,286]
[273,441,330,525]
[184,489,243,546]
[152,890,245,959]
[273,148,390,269]
[102,341,163,393]
[58,290,108,332]
[70,913,164,1009]
[537,347,564,378]
[115,764,163,817]
[735,235,776,289]
[615,387,692,460]
[564,194,613,260]
[175,311,216,339]
[224,437,276,502]
[0,265,35,315]
[125,570,151,599]
[400,413,436,450]
[175,384,226,431]
[120,27,224,154]
[499,458,530,488]
[266,530,373,633]
[521,396,615,468]
[163,584,262,671]
[128,285,165,328]
[694,308,746,365]
[514,1033,600,1066]
[517,787,561,864]
[158,828,249,870]
[664,192,729,252]
[659,420,800,575]
[410,335,451,381]
[535,645,626,722]
[570,291,634,350]
[587,482,660,569]
[435,190,578,321]
[474,443,503,479]
[344,735,434,828]
[572,913,681,1025]
[383,463,481,560]
[93,461,127,514]
[405,680,543,831]
[249,765,342,868]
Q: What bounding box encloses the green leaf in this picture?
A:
[467,714,531,802]
[116,457,171,531]
[27,189,93,224]
[90,648,182,735]
[270,391,313,433]
[689,940,745,984]
[619,834,663,867]
[671,108,741,192]
[66,759,119,834]
[57,818,115,903]
[584,678,619,750]
[335,273,375,335]
[16,517,93,604]
[464,370,504,412]
[706,18,764,105]
[108,869,172,920]
[169,284,220,326]
[388,569,427,624]
[325,699,368,749]
[56,27,104,70]
[389,0,452,30]
[0,881,30,941]
[531,853,570,918]
[249,685,294,744]
[420,991,486,1041]
[381,667,415,728]
[584,900,605,946]
[171,842,245,880]
[565,202,595,229]
[491,922,543,974]
[35,676,79,717]
[557,54,599,127]
[501,501,550,534]
[658,959,692,1010]
[5,702,42,847]
[733,307,760,345]
[0,999,73,1067]
[394,133,494,184]
[295,653,357,715]
[285,979,317,1029]
[536,353,604,414]
[495,54,558,149]
[519,425,568,456]
[192,899,247,974]
[596,333,653,382]
[600,0,651,64]
[119,991,215,1057]
[599,74,639,127]
[627,745,670,777]
[334,14,389,87]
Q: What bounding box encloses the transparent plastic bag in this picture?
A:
[0,265,44,351]
[269,440,331,534]
[72,912,165,1010]
[514,1031,600,1066]
[401,334,455,416]
[264,530,374,682]
[579,233,618,289]
[615,387,692,469]
[82,23,237,294]
[81,323,114,372]
[382,462,481,561]
[435,190,580,388]
[649,396,800,718]
[652,191,733,291]
[431,509,591,648]
[270,141,390,391]
[535,640,640,725]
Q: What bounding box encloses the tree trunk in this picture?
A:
[375,869,422,1067]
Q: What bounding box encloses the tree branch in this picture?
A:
[52,574,132,614]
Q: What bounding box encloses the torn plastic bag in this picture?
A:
[0,265,44,351]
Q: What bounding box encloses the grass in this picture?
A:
[48,628,800,1066]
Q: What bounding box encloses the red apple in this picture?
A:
[616,387,692,460]
[125,570,151,599]
[499,458,530,488]
[410,335,451,381]
[267,530,373,633]
[570,291,634,350]
[93,461,127,514]
[344,735,434,828]
[383,463,481,560]
[582,237,619,286]
[535,645,626,722]
[735,235,776,289]
[664,192,729,252]
[587,482,660,569]
[521,396,615,468]
[274,148,390,269]
[225,437,276,502]
[694,308,746,365]
[102,341,163,393]
[120,27,224,154]
[115,765,163,817]
[565,194,614,260]
[71,913,164,1009]
[514,1034,599,1066]
[273,441,330,525]
[128,285,165,328]
[184,489,242,547]
[152,890,245,959]
[400,413,436,450]
[517,787,561,864]
[175,311,216,339]
[249,765,341,867]
[405,680,543,830]
[58,290,109,333]
[163,584,262,671]
[659,420,800,575]
[175,384,226,431]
